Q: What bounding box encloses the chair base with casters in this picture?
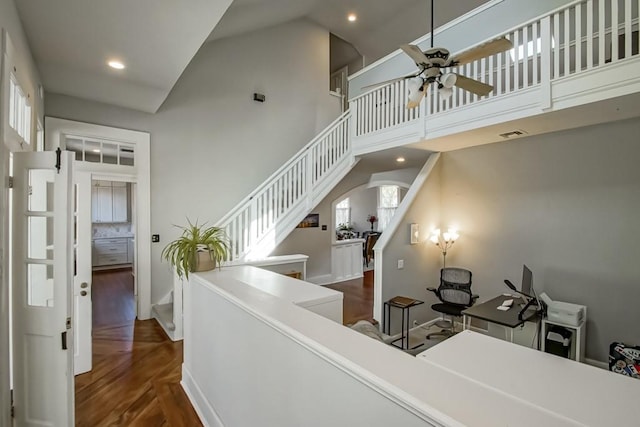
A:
[426,267,478,340]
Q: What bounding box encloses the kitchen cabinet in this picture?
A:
[93,238,129,267]
[92,181,129,223]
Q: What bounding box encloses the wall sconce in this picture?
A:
[429,227,459,267]
[410,223,419,244]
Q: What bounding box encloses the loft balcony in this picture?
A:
[348,0,640,154]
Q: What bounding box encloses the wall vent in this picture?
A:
[499,129,528,139]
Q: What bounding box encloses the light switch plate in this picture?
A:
[397,259,404,269]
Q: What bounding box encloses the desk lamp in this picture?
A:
[429,228,459,267]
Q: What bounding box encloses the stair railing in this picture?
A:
[217,111,353,262]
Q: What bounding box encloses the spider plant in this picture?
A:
[161,219,230,279]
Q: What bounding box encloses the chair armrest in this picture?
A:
[426,287,437,292]
[472,294,480,302]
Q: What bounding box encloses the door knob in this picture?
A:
[80,291,88,296]
[81,282,88,288]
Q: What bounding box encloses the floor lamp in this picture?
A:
[429,228,459,268]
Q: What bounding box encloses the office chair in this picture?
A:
[363,232,380,267]
[426,268,478,340]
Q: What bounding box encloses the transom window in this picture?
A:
[64,135,135,166]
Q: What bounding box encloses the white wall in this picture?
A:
[45,19,341,302]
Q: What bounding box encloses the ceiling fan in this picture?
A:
[366,0,513,108]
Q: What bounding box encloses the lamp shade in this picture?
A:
[441,73,457,88]
[406,77,426,108]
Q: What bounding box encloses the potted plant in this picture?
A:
[367,214,378,231]
[161,219,230,279]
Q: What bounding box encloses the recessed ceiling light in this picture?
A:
[108,60,125,70]
[347,13,357,22]
[396,156,406,163]
[92,149,101,153]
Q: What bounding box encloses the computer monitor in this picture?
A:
[521,264,533,297]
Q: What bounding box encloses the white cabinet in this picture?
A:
[93,238,129,267]
[91,181,129,223]
[112,186,128,222]
[332,239,364,283]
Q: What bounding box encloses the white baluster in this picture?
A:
[532,22,539,85]
[540,16,553,110]
[612,0,619,62]
[587,0,594,69]
[575,4,582,72]
[624,0,632,58]
[599,0,605,66]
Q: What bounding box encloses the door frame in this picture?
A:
[44,118,152,319]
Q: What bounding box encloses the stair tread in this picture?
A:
[152,303,176,330]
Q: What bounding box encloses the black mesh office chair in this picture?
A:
[426,268,478,340]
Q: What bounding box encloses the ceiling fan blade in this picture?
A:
[361,72,421,91]
[400,44,432,67]
[453,74,493,96]
[450,37,513,66]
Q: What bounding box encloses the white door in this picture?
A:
[12,150,75,426]
[74,170,93,375]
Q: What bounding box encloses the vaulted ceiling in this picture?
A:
[15,0,489,113]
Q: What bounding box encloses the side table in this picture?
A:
[383,296,424,350]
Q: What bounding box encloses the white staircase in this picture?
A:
[155,0,640,339]
[217,111,357,262]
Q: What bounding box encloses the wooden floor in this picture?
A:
[75,269,202,426]
[326,270,375,325]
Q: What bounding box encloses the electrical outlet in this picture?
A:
[397,259,404,269]
[151,234,160,243]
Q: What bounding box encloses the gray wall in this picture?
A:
[350,0,573,97]
[380,160,443,333]
[349,187,377,234]
[438,118,640,362]
[382,118,640,360]
[272,165,420,281]
[46,19,341,302]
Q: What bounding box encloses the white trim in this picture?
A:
[305,274,334,286]
[44,117,152,319]
[181,365,222,427]
[373,153,441,321]
[585,358,608,370]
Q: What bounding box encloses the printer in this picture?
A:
[539,293,585,326]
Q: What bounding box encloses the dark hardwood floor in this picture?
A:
[76,269,202,426]
[326,270,375,325]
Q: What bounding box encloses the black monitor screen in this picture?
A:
[521,264,533,297]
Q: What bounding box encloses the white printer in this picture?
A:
[540,293,585,326]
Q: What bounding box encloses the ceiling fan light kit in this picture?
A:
[364,0,513,109]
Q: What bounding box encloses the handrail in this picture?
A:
[216,110,351,227]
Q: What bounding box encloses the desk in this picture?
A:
[462,295,540,343]
[383,296,424,350]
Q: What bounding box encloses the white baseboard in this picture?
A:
[306,274,333,286]
[181,365,224,427]
[585,358,608,370]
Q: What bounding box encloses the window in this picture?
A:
[335,197,350,227]
[64,135,135,167]
[377,185,400,231]
[9,75,32,145]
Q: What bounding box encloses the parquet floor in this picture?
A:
[75,269,202,426]
[326,269,375,325]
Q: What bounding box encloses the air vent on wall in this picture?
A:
[499,129,528,139]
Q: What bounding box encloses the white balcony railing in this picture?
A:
[351,0,639,139]
[217,111,354,262]
[216,0,639,264]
